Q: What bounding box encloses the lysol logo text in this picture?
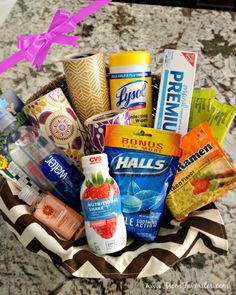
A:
[116,80,147,109]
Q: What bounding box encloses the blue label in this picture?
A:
[124,212,163,242]
[156,70,185,133]
[42,154,72,182]
[42,153,84,209]
[81,194,121,222]
[157,69,169,129]
[0,100,9,108]
[105,146,179,241]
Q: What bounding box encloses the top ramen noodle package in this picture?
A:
[166,122,236,221]
[105,125,181,241]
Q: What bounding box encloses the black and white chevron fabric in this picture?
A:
[0,179,228,279]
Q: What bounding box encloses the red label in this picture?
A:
[89,156,102,164]
[182,52,196,67]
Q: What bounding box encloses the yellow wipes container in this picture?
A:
[109,51,152,127]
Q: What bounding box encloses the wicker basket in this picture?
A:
[0,75,228,279]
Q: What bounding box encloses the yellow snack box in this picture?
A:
[166,122,236,221]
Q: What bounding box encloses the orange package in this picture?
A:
[166,122,236,221]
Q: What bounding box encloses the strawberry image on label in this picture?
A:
[80,154,127,255]
[82,171,119,239]
[82,172,119,200]
[90,216,117,239]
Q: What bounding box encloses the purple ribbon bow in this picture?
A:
[0,0,112,74]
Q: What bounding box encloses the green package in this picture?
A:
[189,89,236,144]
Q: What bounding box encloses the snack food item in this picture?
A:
[188,89,236,144]
[84,110,130,153]
[105,125,181,241]
[109,51,152,127]
[154,49,197,135]
[80,154,126,255]
[166,122,236,221]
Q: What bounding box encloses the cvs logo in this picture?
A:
[89,156,102,164]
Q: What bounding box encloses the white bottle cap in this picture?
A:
[81,153,108,169]
[0,108,16,133]
[18,185,41,206]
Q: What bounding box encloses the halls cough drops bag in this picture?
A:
[166,122,236,221]
[104,125,181,241]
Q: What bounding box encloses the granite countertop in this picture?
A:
[0,1,236,294]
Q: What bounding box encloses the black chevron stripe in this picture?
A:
[198,232,227,255]
[26,238,64,267]
[180,216,227,239]
[179,231,227,264]
[64,250,121,278]
[123,248,178,276]
[0,180,228,278]
[3,203,226,279]
[0,211,73,250]
[0,180,21,210]
[110,228,190,258]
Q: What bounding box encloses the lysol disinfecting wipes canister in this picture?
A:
[109,51,152,127]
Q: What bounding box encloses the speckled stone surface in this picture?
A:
[0,1,236,294]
